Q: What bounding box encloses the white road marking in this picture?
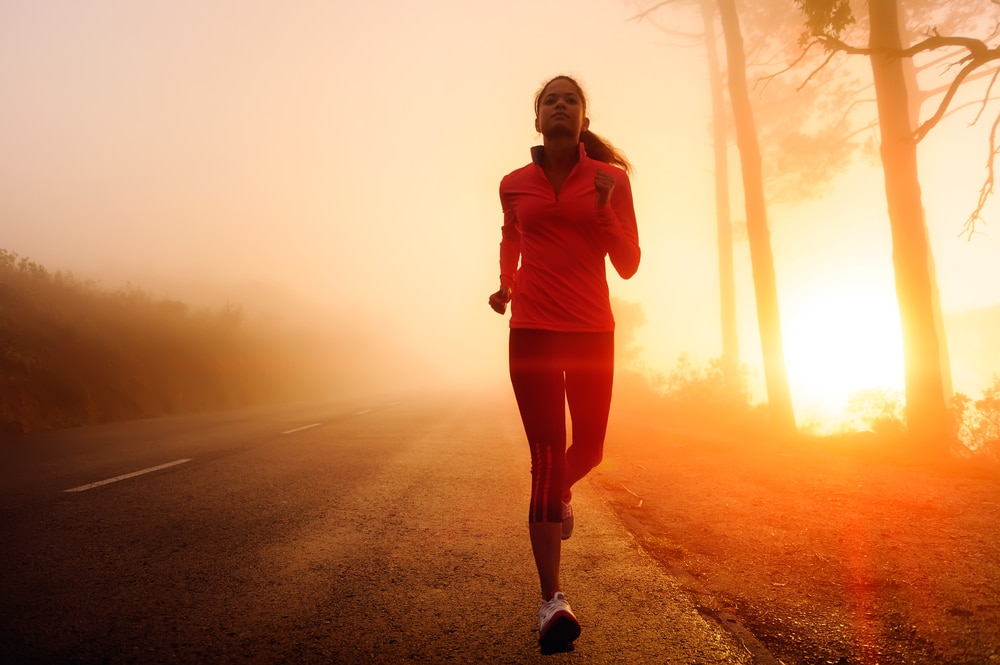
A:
[64,459,192,493]
[355,409,372,415]
[281,423,321,434]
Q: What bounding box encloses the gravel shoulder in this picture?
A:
[592,413,1000,665]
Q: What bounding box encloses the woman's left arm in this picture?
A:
[595,170,640,279]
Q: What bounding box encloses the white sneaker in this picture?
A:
[538,591,581,651]
[561,501,574,540]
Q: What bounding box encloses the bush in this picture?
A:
[845,387,906,436]
[665,354,751,409]
[614,352,765,437]
[952,375,1000,459]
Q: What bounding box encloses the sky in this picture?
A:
[2,0,999,429]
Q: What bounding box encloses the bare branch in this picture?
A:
[628,0,704,46]
[837,95,878,130]
[898,33,990,61]
[756,39,822,92]
[971,69,1000,126]
[913,94,1000,128]
[842,118,879,143]
[815,32,1000,64]
[914,59,982,141]
[920,48,962,71]
[800,21,1000,238]
[814,35,870,56]
[797,47,840,92]
[962,110,1000,240]
[811,31,1000,142]
[920,66,1000,100]
[628,0,683,23]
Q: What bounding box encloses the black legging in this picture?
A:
[508,329,614,523]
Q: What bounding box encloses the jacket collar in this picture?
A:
[530,142,587,166]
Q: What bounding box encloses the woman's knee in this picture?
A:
[567,443,603,474]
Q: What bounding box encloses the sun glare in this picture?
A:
[782,286,905,429]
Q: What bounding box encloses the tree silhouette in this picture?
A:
[700,0,741,377]
[632,0,809,429]
[717,0,796,431]
[791,0,1000,453]
[630,0,742,379]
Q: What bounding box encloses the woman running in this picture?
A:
[488,74,640,652]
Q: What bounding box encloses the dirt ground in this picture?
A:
[592,414,1000,665]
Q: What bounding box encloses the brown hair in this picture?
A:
[534,75,632,175]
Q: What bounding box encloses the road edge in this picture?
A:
[591,478,784,665]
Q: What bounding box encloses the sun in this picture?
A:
[782,285,905,429]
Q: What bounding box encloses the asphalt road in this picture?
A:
[0,392,752,664]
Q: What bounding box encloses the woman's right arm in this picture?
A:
[491,184,521,314]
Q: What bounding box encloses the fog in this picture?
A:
[2,0,999,428]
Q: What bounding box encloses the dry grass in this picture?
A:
[595,404,1000,665]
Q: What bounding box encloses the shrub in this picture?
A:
[845,387,906,436]
[952,375,1000,459]
[651,354,764,435]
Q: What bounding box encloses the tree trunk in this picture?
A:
[926,245,953,399]
[900,22,954,402]
[700,0,740,377]
[867,0,949,452]
[716,0,796,431]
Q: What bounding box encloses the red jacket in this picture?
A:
[499,144,640,332]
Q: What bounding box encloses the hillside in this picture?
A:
[0,249,393,433]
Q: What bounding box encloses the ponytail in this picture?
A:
[580,129,632,175]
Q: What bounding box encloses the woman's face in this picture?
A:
[535,78,589,140]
